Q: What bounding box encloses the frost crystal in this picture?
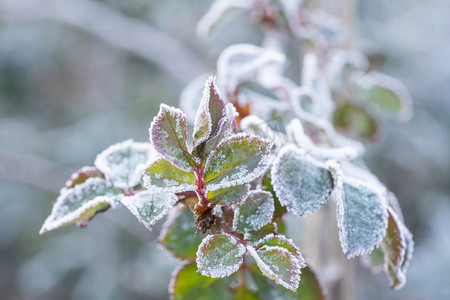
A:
[121,190,177,231]
[233,190,275,233]
[255,234,306,268]
[271,145,333,217]
[196,234,246,278]
[204,133,273,191]
[94,139,155,189]
[207,184,250,206]
[336,177,388,258]
[247,245,301,292]
[40,178,121,234]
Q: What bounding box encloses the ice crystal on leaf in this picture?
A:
[196,234,246,278]
[204,133,273,191]
[150,104,197,172]
[207,184,250,206]
[121,190,177,231]
[271,145,333,217]
[40,178,121,234]
[94,139,155,189]
[247,245,302,292]
[233,190,275,233]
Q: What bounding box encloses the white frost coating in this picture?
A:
[142,170,197,194]
[271,145,333,217]
[196,233,246,278]
[336,176,388,258]
[94,139,155,189]
[354,72,412,121]
[217,44,286,92]
[204,103,237,154]
[180,73,210,123]
[40,178,120,234]
[301,53,334,120]
[168,262,189,298]
[247,245,301,292]
[196,0,251,38]
[121,190,177,231]
[286,118,359,161]
[204,133,273,191]
[232,190,275,232]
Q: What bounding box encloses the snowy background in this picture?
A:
[0,0,449,299]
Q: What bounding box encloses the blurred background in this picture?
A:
[0,0,449,299]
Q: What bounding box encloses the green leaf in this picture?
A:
[170,263,234,300]
[357,72,412,120]
[159,205,204,260]
[380,208,414,290]
[196,234,246,278]
[271,145,333,217]
[64,166,104,189]
[247,245,301,292]
[204,134,272,190]
[207,184,249,206]
[40,178,121,234]
[262,169,287,219]
[193,75,226,149]
[333,102,378,140]
[95,140,154,189]
[150,104,197,171]
[337,178,388,258]
[233,190,274,233]
[248,264,325,300]
[143,158,196,193]
[121,190,177,231]
[366,247,385,270]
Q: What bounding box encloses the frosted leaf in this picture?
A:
[94,139,155,189]
[333,102,378,140]
[196,234,246,278]
[150,104,196,172]
[363,247,385,273]
[203,103,237,156]
[207,184,249,206]
[192,75,226,150]
[159,205,204,260]
[353,72,412,121]
[255,234,305,267]
[180,73,210,124]
[271,145,333,217]
[247,245,301,292]
[143,158,197,193]
[40,178,122,234]
[217,44,286,91]
[64,166,104,189]
[196,0,251,38]
[336,177,388,258]
[121,190,177,231]
[233,190,274,233]
[380,208,414,290]
[301,53,334,119]
[286,119,358,162]
[169,263,234,300]
[204,133,273,191]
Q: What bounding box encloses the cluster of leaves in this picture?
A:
[40,0,414,298]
